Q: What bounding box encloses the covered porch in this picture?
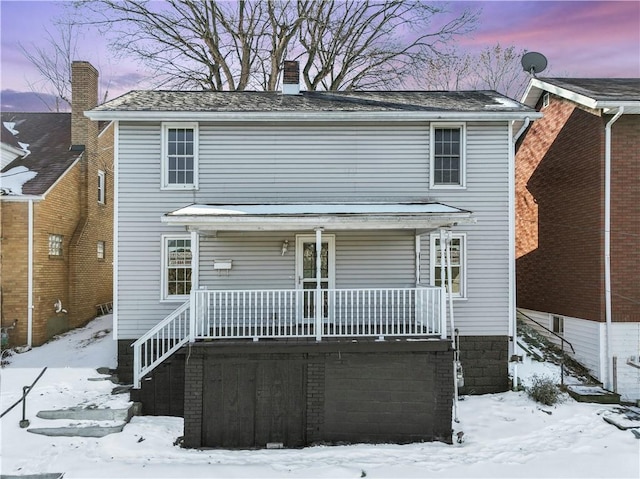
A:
[132,202,474,388]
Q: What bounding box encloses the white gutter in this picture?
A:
[509,119,518,390]
[27,199,34,347]
[85,109,542,123]
[604,106,624,391]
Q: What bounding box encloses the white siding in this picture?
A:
[116,120,512,339]
[519,308,640,401]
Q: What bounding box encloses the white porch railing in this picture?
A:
[193,287,446,340]
[132,286,446,388]
[132,301,190,388]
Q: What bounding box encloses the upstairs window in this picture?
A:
[97,240,105,260]
[430,124,466,188]
[49,234,63,257]
[162,123,198,190]
[98,170,106,204]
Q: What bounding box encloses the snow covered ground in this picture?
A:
[1,315,638,478]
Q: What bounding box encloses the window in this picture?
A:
[49,234,63,257]
[97,241,105,259]
[162,236,192,300]
[430,124,465,188]
[552,315,564,334]
[430,233,466,298]
[161,123,198,189]
[98,170,106,204]
[542,92,550,108]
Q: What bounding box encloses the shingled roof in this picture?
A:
[1,112,81,196]
[89,89,532,114]
[539,78,640,102]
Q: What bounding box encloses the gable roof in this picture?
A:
[522,78,640,114]
[0,112,82,197]
[86,90,537,121]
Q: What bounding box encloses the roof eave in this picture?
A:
[85,110,539,122]
[161,212,476,232]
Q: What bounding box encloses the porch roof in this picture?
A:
[162,202,474,232]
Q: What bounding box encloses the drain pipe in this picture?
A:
[604,106,624,391]
[27,199,34,347]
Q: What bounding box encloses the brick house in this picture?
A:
[0,61,113,347]
[515,78,640,402]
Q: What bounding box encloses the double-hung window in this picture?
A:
[161,235,192,300]
[161,123,198,189]
[98,170,106,204]
[430,233,466,298]
[430,123,466,188]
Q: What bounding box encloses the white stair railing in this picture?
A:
[132,301,190,389]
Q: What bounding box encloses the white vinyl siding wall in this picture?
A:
[116,121,511,339]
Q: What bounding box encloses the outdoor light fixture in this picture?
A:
[281,240,289,255]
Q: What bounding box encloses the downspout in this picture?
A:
[510,118,528,390]
[27,199,34,347]
[604,106,624,391]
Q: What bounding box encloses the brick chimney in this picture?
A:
[282,60,300,95]
[71,61,99,151]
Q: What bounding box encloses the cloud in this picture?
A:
[0,89,66,112]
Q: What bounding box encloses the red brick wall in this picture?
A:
[516,95,605,322]
[610,115,640,322]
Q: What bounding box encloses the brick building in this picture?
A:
[1,61,113,347]
[515,78,639,402]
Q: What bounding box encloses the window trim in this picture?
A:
[97,240,106,260]
[551,314,564,334]
[161,122,199,190]
[429,232,467,299]
[98,169,106,204]
[161,234,193,302]
[429,123,466,189]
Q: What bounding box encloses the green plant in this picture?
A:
[527,374,561,406]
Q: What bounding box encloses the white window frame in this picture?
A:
[161,122,199,190]
[48,234,63,257]
[551,314,564,334]
[97,240,105,259]
[542,92,550,108]
[429,123,466,189]
[161,234,192,301]
[98,169,106,204]
[429,232,467,299]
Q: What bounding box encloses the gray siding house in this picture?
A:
[86,64,539,448]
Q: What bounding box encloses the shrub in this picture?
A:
[527,374,560,406]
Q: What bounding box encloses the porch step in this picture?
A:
[27,403,141,438]
[566,385,621,404]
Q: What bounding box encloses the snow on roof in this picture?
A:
[167,203,469,216]
[0,166,38,195]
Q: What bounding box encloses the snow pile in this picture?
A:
[1,315,638,478]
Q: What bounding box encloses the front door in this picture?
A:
[296,234,335,320]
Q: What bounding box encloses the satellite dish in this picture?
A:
[521,52,548,76]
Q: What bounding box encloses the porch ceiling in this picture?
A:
[161,202,475,232]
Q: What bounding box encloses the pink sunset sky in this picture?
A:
[1,0,639,111]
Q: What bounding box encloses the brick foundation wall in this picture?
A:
[458,335,509,394]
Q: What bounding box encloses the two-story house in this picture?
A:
[516,78,640,403]
[1,62,113,348]
[85,61,539,448]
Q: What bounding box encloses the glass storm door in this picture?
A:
[296,235,335,321]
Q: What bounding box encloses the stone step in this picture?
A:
[566,385,621,404]
[27,403,140,438]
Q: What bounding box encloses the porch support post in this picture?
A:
[439,229,447,337]
[189,230,198,342]
[315,227,323,341]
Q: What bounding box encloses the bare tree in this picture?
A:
[19,22,78,111]
[469,43,530,98]
[421,47,474,91]
[78,0,478,91]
